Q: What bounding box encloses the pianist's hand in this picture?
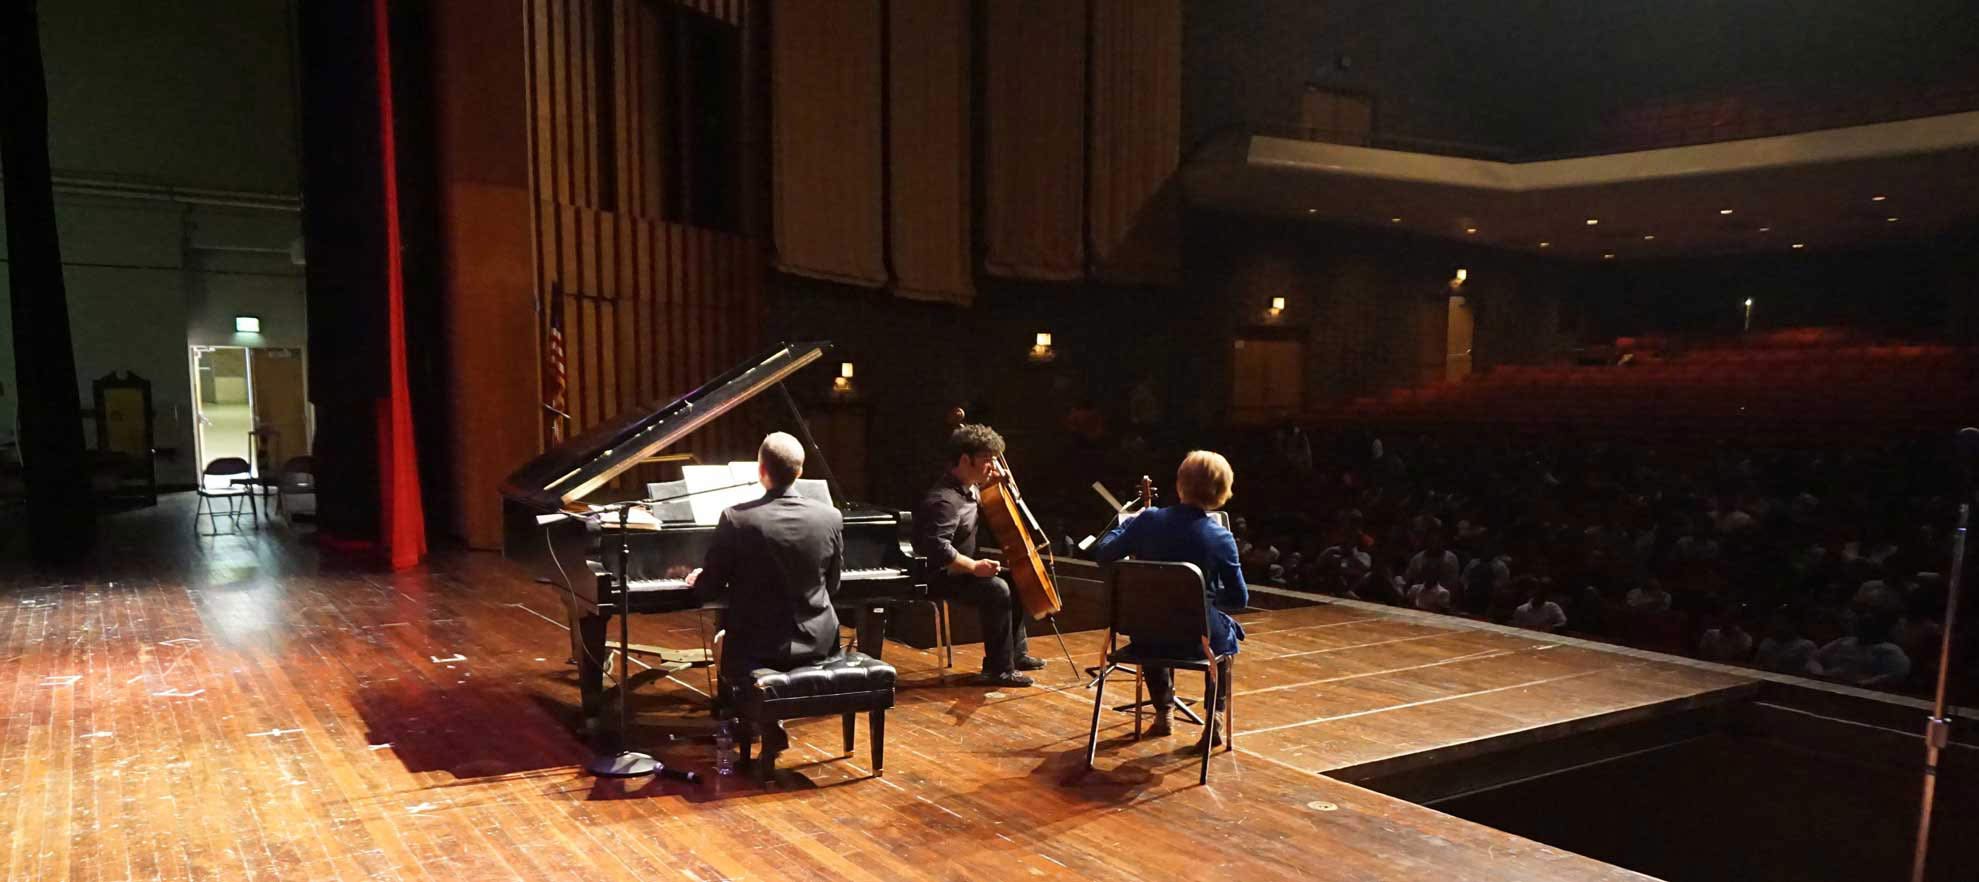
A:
[972,558,1000,579]
[684,567,703,588]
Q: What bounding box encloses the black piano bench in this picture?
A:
[732,651,896,780]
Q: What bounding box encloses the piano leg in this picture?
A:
[575,612,609,740]
[854,605,890,659]
[562,591,584,665]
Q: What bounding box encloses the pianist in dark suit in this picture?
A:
[913,423,1045,688]
[688,432,845,752]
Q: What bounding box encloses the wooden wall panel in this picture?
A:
[574,0,593,208]
[983,0,1089,281]
[770,0,887,287]
[1089,0,1182,285]
[523,0,765,491]
[432,0,539,549]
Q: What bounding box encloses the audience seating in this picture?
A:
[1328,335,1978,445]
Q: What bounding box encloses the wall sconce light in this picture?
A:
[235,315,262,334]
[1269,296,1287,314]
[832,361,856,395]
[1455,268,1468,283]
[1030,332,1056,363]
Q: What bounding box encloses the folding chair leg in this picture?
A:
[1133,667,1144,740]
[1085,665,1111,770]
[1200,668,1216,785]
[1224,657,1236,754]
[936,601,952,684]
[940,601,955,672]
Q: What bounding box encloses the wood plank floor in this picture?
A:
[0,497,1754,882]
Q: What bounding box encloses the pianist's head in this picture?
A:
[759,432,806,490]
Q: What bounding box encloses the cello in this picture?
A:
[980,454,1062,621]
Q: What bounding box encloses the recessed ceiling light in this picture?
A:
[1538,241,1551,248]
[1792,243,1806,249]
[1872,195,1888,202]
[1585,218,1600,225]
[1643,234,1656,240]
[1719,209,1735,215]
[1602,253,1615,259]
[1306,208,1318,214]
[1465,227,1478,234]
[1390,217,1402,223]
[1759,226,1772,232]
[1886,217,1900,223]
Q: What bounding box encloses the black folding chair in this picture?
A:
[1084,560,1236,785]
[194,457,256,535]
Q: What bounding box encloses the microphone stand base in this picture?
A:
[587,751,659,778]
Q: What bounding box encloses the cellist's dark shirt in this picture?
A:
[912,472,978,581]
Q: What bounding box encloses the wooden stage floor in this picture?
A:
[1,498,1754,882]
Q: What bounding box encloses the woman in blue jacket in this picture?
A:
[1091,450,1247,740]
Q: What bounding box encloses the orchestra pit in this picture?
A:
[3,2,1978,881]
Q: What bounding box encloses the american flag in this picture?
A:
[547,315,567,444]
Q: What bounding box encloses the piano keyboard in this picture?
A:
[622,567,905,593]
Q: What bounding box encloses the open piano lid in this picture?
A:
[500,341,833,513]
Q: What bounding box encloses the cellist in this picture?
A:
[912,424,1046,688]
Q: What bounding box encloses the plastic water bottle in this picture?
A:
[714,720,737,776]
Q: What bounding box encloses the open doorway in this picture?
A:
[1446,295,1475,383]
[189,345,309,477]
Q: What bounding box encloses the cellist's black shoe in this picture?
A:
[978,671,1035,688]
[1016,655,1048,671]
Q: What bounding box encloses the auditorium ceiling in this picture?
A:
[1182,111,1979,260]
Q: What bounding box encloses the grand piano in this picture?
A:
[500,341,926,741]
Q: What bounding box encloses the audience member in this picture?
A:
[1755,608,1819,675]
[1511,581,1568,632]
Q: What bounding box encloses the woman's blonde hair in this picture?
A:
[1175,450,1234,510]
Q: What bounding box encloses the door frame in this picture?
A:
[189,344,255,477]
[187,345,313,477]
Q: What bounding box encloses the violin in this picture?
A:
[980,455,1062,621]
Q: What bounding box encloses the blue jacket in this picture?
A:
[1091,505,1247,655]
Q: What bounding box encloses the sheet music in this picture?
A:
[792,478,834,507]
[1091,481,1125,513]
[681,464,762,525]
[581,502,661,529]
[643,480,694,522]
